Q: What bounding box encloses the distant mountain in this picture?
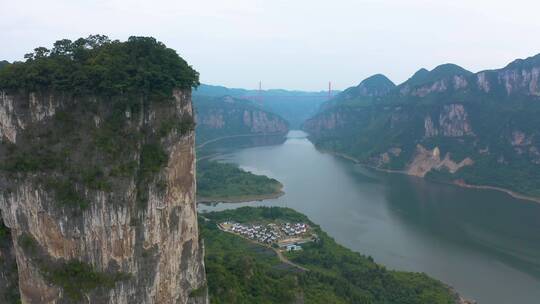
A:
[339,74,396,99]
[194,84,250,97]
[194,95,289,143]
[194,84,334,128]
[400,64,472,88]
[304,53,540,198]
[321,74,395,109]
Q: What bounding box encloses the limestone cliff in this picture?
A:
[424,104,473,138]
[301,110,351,134]
[0,89,207,303]
[194,95,288,143]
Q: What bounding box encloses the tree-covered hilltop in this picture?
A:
[197,160,283,202]
[0,35,199,98]
[0,60,9,71]
[201,207,463,304]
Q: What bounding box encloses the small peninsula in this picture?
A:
[196,160,284,203]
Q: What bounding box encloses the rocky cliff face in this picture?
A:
[241,109,288,133]
[194,95,289,143]
[424,104,473,138]
[302,110,350,134]
[0,89,207,303]
[498,66,540,96]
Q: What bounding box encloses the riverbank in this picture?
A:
[197,186,284,204]
[196,132,287,149]
[453,180,540,204]
[320,148,540,204]
[197,159,285,204]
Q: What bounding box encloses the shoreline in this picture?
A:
[196,132,287,149]
[452,181,540,204]
[320,148,540,205]
[197,190,284,204]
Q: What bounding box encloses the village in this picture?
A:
[218,220,317,252]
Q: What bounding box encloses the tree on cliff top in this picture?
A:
[0,61,9,71]
[0,35,199,98]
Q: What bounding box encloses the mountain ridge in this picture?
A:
[304,53,540,198]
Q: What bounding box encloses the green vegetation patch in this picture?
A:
[0,35,199,98]
[17,233,128,301]
[41,260,129,301]
[189,283,208,298]
[140,143,168,176]
[197,160,282,200]
[18,233,39,255]
[1,148,66,173]
[200,215,299,304]
[159,115,195,138]
[46,179,89,210]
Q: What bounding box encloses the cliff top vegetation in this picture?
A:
[0,35,199,98]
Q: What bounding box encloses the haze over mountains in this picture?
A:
[304,53,540,198]
[194,84,335,128]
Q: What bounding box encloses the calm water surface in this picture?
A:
[199,130,540,304]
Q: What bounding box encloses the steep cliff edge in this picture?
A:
[305,54,540,198]
[0,36,207,303]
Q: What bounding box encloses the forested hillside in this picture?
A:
[304,54,540,198]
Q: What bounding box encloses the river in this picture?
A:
[198,130,540,304]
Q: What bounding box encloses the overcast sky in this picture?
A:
[2,0,540,91]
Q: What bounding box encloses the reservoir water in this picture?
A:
[198,130,540,304]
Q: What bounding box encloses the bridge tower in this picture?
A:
[328,81,333,99]
[258,81,263,104]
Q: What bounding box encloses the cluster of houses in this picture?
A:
[220,221,311,250]
[281,222,308,237]
[227,222,279,244]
